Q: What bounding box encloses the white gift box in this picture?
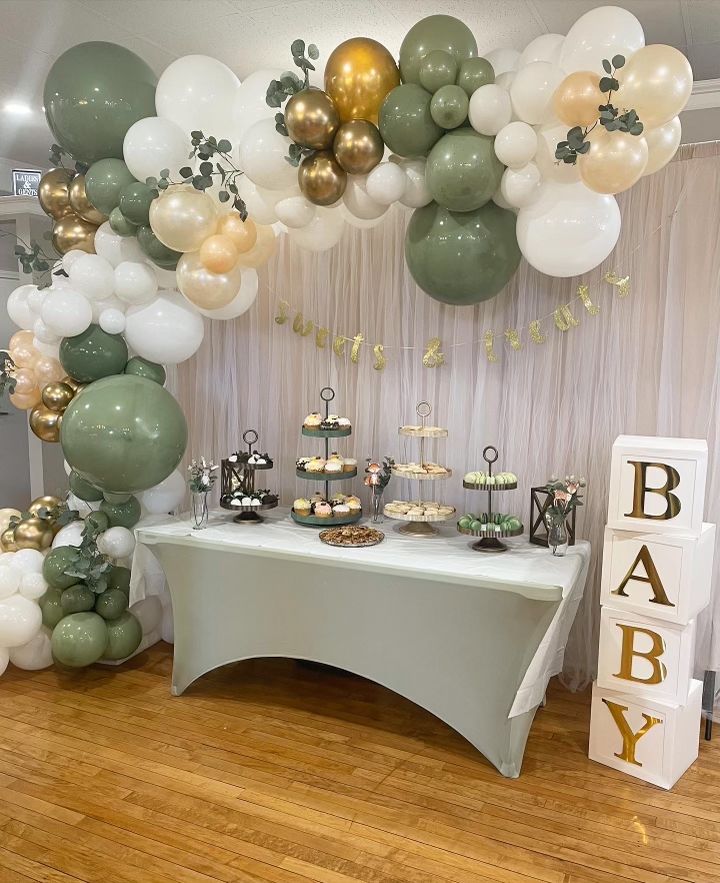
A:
[589,679,701,790]
[600,523,715,625]
[596,608,696,705]
[607,436,707,536]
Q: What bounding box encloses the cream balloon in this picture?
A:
[643,116,681,176]
[6,284,37,330]
[494,121,538,168]
[484,48,520,76]
[365,162,406,206]
[493,184,517,213]
[156,55,241,137]
[177,251,243,310]
[510,62,564,125]
[238,117,298,191]
[559,6,645,75]
[519,33,564,67]
[124,291,205,365]
[9,626,53,670]
[236,225,277,269]
[579,128,648,194]
[339,203,387,229]
[287,209,346,252]
[33,317,59,345]
[0,594,42,648]
[196,268,258,319]
[617,45,693,129]
[149,187,217,253]
[553,71,606,128]
[96,526,135,560]
[500,163,541,208]
[399,158,432,208]
[216,213,257,254]
[123,116,192,184]
[534,122,581,183]
[274,196,316,229]
[27,286,47,315]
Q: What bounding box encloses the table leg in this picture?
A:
[702,670,716,741]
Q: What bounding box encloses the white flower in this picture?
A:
[201,474,210,486]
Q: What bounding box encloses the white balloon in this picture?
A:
[236,178,299,225]
[114,261,158,305]
[138,469,186,514]
[535,122,581,183]
[97,526,136,560]
[32,339,60,359]
[510,62,564,125]
[519,34,565,67]
[366,162,407,205]
[399,159,432,208]
[0,594,42,648]
[196,269,258,319]
[62,249,85,273]
[0,553,15,567]
[501,162,542,208]
[0,566,20,599]
[469,84,512,136]
[68,253,116,301]
[484,48,520,76]
[33,317,60,344]
[66,493,101,514]
[517,180,621,277]
[238,118,298,191]
[494,121,538,168]
[19,572,48,601]
[51,520,86,550]
[343,175,388,220]
[129,596,163,635]
[560,5,644,74]
[123,116,192,184]
[11,549,44,575]
[152,265,179,289]
[91,295,125,323]
[125,291,204,365]
[27,286,48,315]
[9,626,53,670]
[492,185,518,213]
[495,71,516,92]
[234,68,283,140]
[40,287,92,337]
[288,209,346,252]
[6,284,36,330]
[156,55,241,137]
[94,223,146,268]
[274,196,316,229]
[0,646,8,677]
[99,308,126,335]
[338,204,386,228]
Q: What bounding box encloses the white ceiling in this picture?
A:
[1,0,718,166]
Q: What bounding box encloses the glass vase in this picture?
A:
[546,510,568,556]
[370,489,384,523]
[191,490,209,530]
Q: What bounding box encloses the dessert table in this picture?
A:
[132,509,590,777]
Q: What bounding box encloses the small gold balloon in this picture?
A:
[325,37,400,124]
[62,375,82,392]
[41,381,75,413]
[52,212,97,255]
[69,174,108,225]
[28,495,63,517]
[29,404,62,443]
[13,517,53,551]
[333,120,384,175]
[298,151,347,207]
[38,167,74,220]
[0,508,21,534]
[285,88,340,150]
[0,526,17,553]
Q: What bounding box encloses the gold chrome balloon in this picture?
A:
[285,88,340,150]
[69,174,108,225]
[41,381,75,413]
[298,151,347,206]
[13,517,53,551]
[325,37,400,124]
[52,212,97,255]
[333,120,384,175]
[38,168,74,220]
[0,526,17,552]
[28,495,63,517]
[0,508,21,534]
[62,375,82,392]
[29,404,62,443]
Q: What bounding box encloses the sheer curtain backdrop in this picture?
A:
[168,142,720,688]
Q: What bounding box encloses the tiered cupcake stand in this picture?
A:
[385,401,454,537]
[220,429,278,524]
[291,386,362,527]
[458,445,523,552]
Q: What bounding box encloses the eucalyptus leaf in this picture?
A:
[217,139,232,153]
[602,59,612,74]
[308,44,319,60]
[291,38,305,58]
[612,54,625,69]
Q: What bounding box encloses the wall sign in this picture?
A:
[12,169,42,198]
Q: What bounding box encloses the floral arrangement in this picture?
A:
[545,475,586,521]
[364,457,394,491]
[187,457,219,494]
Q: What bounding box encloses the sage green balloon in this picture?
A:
[124,356,166,385]
[61,584,95,615]
[60,374,187,495]
[107,565,131,595]
[119,181,155,227]
[60,324,128,383]
[43,546,81,590]
[95,588,129,622]
[109,206,137,237]
[100,495,141,529]
[399,15,477,85]
[103,611,142,660]
[40,588,65,629]
[43,41,157,166]
[457,57,495,96]
[418,50,458,93]
[405,201,520,305]
[51,612,108,667]
[378,84,442,158]
[137,225,181,270]
[430,85,469,130]
[85,510,110,534]
[69,470,104,502]
[426,128,503,212]
[85,159,136,216]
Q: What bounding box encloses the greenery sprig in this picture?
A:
[0,350,16,414]
[555,55,644,166]
[266,39,320,167]
[62,515,113,594]
[48,143,88,175]
[0,228,58,288]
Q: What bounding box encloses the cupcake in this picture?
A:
[303,412,322,430]
[293,498,311,515]
[337,417,351,429]
[330,492,347,505]
[346,496,362,512]
[325,454,344,474]
[306,457,326,473]
[314,501,332,518]
[343,457,357,473]
[296,457,311,471]
[333,503,350,516]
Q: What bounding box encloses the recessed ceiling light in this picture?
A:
[4,101,33,115]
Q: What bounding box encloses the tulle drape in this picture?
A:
[168,142,720,688]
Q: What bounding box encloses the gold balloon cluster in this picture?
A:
[286,37,399,207]
[7,330,65,412]
[29,376,84,444]
[38,168,107,254]
[0,495,63,553]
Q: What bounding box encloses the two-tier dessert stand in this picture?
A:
[220,429,278,524]
[458,445,523,552]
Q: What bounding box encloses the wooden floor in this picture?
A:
[0,645,717,883]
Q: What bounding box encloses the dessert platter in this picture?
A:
[385,401,455,537]
[319,524,385,548]
[220,429,279,523]
[458,445,524,552]
[291,387,363,526]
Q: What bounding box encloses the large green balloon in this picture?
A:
[85,159,136,216]
[60,374,187,495]
[43,546,81,590]
[61,584,95,615]
[51,612,108,667]
[399,15,477,86]
[43,41,157,166]
[418,50,458,93]
[137,225,182,270]
[60,324,128,383]
[457,57,495,96]
[378,84,442,158]
[95,588,129,622]
[426,129,503,212]
[40,588,65,629]
[124,357,166,385]
[405,201,521,305]
[430,86,469,130]
[103,611,142,660]
[69,470,104,502]
[100,495,141,529]
[119,181,156,227]
[109,207,138,237]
